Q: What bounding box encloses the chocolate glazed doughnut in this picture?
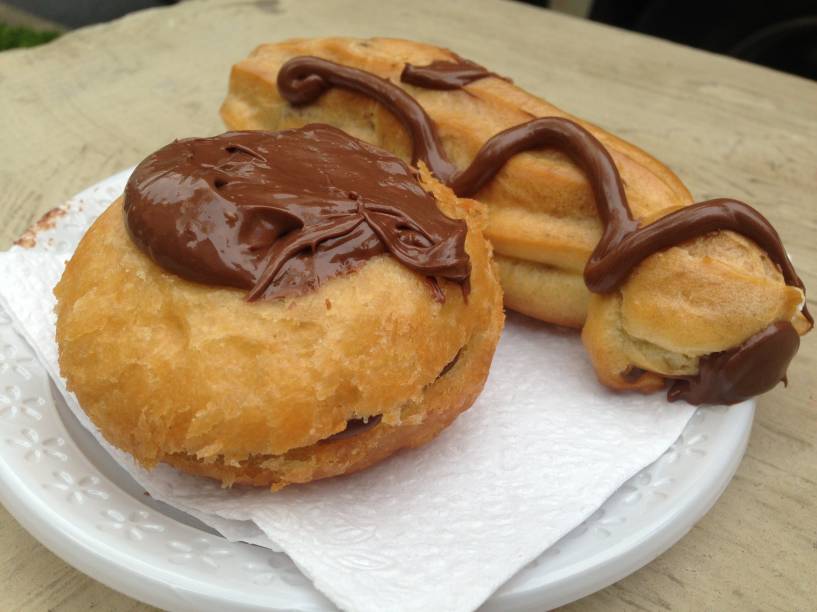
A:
[276,55,811,405]
[55,123,505,488]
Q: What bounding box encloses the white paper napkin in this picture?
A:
[0,174,696,612]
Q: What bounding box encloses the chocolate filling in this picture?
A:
[621,365,647,383]
[124,124,470,302]
[276,55,811,404]
[322,414,383,443]
[319,346,464,444]
[436,348,463,381]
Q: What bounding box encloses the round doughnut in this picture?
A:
[55,127,503,489]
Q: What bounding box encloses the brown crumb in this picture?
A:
[325,298,332,310]
[14,207,68,248]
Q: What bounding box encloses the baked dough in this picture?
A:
[55,168,503,489]
[220,37,809,393]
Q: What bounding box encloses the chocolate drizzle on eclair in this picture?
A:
[124,124,470,302]
[449,118,809,305]
[401,55,499,90]
[276,56,811,404]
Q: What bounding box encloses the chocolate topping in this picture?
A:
[276,55,811,404]
[124,125,470,301]
[401,56,499,90]
[450,119,809,306]
[277,57,458,184]
[668,321,800,405]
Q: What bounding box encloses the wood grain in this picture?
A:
[1,0,815,610]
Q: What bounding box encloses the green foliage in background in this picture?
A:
[0,22,60,51]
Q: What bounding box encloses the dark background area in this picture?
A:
[2,0,816,81]
[534,0,817,81]
[3,0,174,29]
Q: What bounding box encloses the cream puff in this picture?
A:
[55,124,504,489]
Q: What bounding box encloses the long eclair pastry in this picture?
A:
[220,37,811,404]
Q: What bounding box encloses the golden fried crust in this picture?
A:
[163,314,494,490]
[55,174,503,487]
[221,37,809,390]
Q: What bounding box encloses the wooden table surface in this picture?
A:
[1,0,815,610]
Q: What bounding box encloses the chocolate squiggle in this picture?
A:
[124,125,470,302]
[278,57,458,184]
[443,118,808,300]
[276,56,811,404]
[401,55,499,89]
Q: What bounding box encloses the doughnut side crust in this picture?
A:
[162,299,499,489]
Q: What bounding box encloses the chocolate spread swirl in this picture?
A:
[124,125,470,302]
[278,57,459,184]
[276,56,811,404]
[401,55,498,90]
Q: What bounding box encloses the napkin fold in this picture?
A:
[0,174,695,612]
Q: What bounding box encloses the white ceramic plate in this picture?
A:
[0,172,754,611]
